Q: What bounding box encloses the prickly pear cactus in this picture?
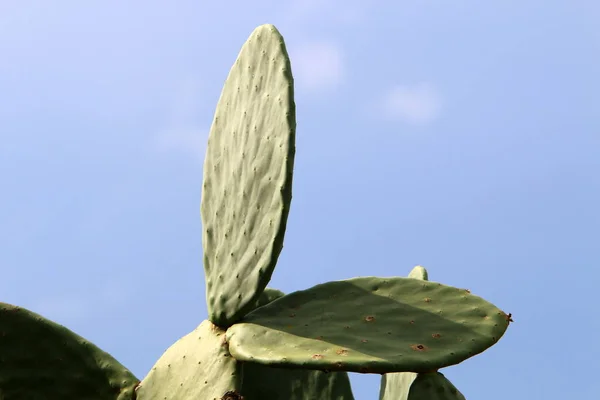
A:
[0,23,511,400]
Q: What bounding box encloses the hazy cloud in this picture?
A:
[382,83,442,125]
[276,0,371,94]
[289,41,344,92]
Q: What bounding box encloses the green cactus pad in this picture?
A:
[226,277,510,374]
[0,302,138,400]
[241,363,355,400]
[240,288,355,400]
[379,266,427,400]
[406,372,466,400]
[136,320,242,400]
[201,23,296,328]
[253,287,285,310]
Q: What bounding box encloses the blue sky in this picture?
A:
[1,1,598,398]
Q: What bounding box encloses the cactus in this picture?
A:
[0,24,511,399]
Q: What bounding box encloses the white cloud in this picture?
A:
[289,41,344,92]
[275,0,373,95]
[382,83,442,125]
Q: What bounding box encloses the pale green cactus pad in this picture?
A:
[136,320,242,400]
[201,23,296,328]
[406,372,466,400]
[379,266,427,400]
[240,288,354,400]
[0,303,139,400]
[226,277,510,373]
[242,288,356,400]
[408,265,428,280]
[379,372,417,400]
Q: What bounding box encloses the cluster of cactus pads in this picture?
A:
[0,24,511,400]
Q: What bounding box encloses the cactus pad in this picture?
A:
[241,363,355,400]
[136,320,242,400]
[201,23,296,328]
[253,287,285,309]
[226,277,510,373]
[406,372,466,400]
[242,288,356,400]
[408,265,428,280]
[379,372,417,400]
[379,266,427,400]
[0,303,138,400]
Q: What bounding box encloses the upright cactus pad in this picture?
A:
[201,24,296,328]
[379,372,417,400]
[0,303,139,400]
[136,320,242,400]
[408,265,428,280]
[226,277,510,373]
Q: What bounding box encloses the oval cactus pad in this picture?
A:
[0,303,138,400]
[201,24,296,327]
[226,277,510,374]
[136,320,242,400]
